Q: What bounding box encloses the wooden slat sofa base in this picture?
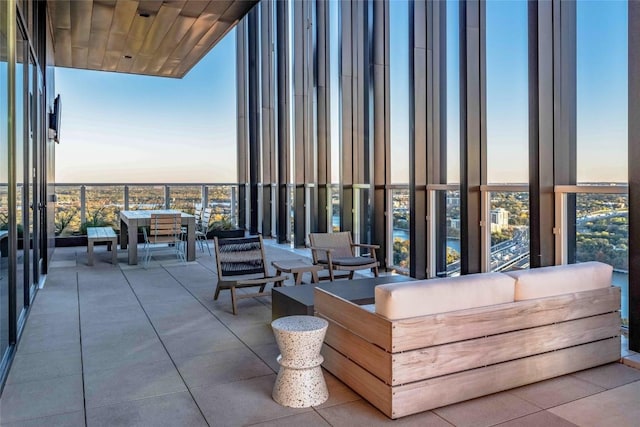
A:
[87,226,118,266]
[315,285,621,419]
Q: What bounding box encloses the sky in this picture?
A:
[56,0,628,185]
[390,0,628,185]
[55,28,238,183]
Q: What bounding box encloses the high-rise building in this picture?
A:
[490,208,509,233]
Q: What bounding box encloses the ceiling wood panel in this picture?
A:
[50,0,258,78]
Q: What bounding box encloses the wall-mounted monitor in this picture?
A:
[49,94,62,143]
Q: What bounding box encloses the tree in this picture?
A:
[55,208,78,236]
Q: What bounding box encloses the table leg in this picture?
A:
[111,238,118,265]
[294,272,303,286]
[127,219,138,265]
[310,271,319,284]
[87,240,94,266]
[120,219,128,249]
[186,217,196,262]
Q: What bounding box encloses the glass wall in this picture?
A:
[0,0,9,365]
[485,1,529,270]
[389,0,410,269]
[84,185,123,231]
[128,185,164,210]
[575,192,628,326]
[329,0,340,232]
[489,191,530,271]
[444,0,461,275]
[576,1,627,185]
[575,1,628,327]
[446,0,460,185]
[486,0,528,185]
[15,26,24,321]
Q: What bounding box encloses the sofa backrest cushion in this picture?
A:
[374,272,515,320]
[505,261,612,301]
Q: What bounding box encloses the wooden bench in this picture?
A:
[87,227,118,266]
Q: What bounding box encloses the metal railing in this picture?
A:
[54,183,239,236]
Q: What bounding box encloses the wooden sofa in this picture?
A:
[314,262,621,419]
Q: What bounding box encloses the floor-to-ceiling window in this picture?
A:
[485,0,529,272]
[0,0,10,367]
[575,0,628,326]
[0,0,50,389]
[329,0,341,233]
[389,0,410,271]
[15,24,25,323]
[444,0,461,276]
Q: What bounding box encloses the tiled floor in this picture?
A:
[0,242,639,426]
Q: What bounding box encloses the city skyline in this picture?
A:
[56,0,628,185]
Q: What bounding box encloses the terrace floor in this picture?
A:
[1,241,639,427]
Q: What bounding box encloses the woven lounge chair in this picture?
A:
[308,231,380,281]
[213,235,286,314]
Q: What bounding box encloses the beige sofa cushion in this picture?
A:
[375,272,515,320]
[505,261,612,301]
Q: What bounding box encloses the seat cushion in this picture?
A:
[375,272,515,320]
[331,256,376,267]
[505,261,613,301]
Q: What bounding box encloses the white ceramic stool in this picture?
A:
[271,315,329,408]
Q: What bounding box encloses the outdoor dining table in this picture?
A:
[119,210,196,265]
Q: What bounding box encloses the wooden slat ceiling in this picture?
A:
[49,0,258,78]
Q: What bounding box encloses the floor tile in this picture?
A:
[49,260,77,268]
[570,362,640,389]
[141,299,210,321]
[146,307,220,337]
[251,342,281,373]
[81,335,170,373]
[86,391,207,427]
[246,411,331,427]
[314,371,361,409]
[228,322,277,347]
[80,304,148,328]
[174,346,273,389]
[433,392,540,427]
[317,399,453,426]
[160,325,245,358]
[84,358,186,408]
[16,324,80,355]
[0,375,84,424]
[191,374,310,426]
[80,320,157,348]
[509,375,605,409]
[6,349,81,385]
[548,380,640,427]
[0,410,85,427]
[494,410,578,427]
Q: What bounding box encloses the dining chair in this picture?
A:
[195,207,212,256]
[142,213,185,267]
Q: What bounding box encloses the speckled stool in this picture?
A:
[271,315,329,408]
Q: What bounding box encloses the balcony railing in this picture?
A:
[54,183,239,236]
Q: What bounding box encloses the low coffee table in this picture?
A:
[271,275,413,320]
[272,259,325,285]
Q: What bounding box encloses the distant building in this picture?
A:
[491,208,509,232]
